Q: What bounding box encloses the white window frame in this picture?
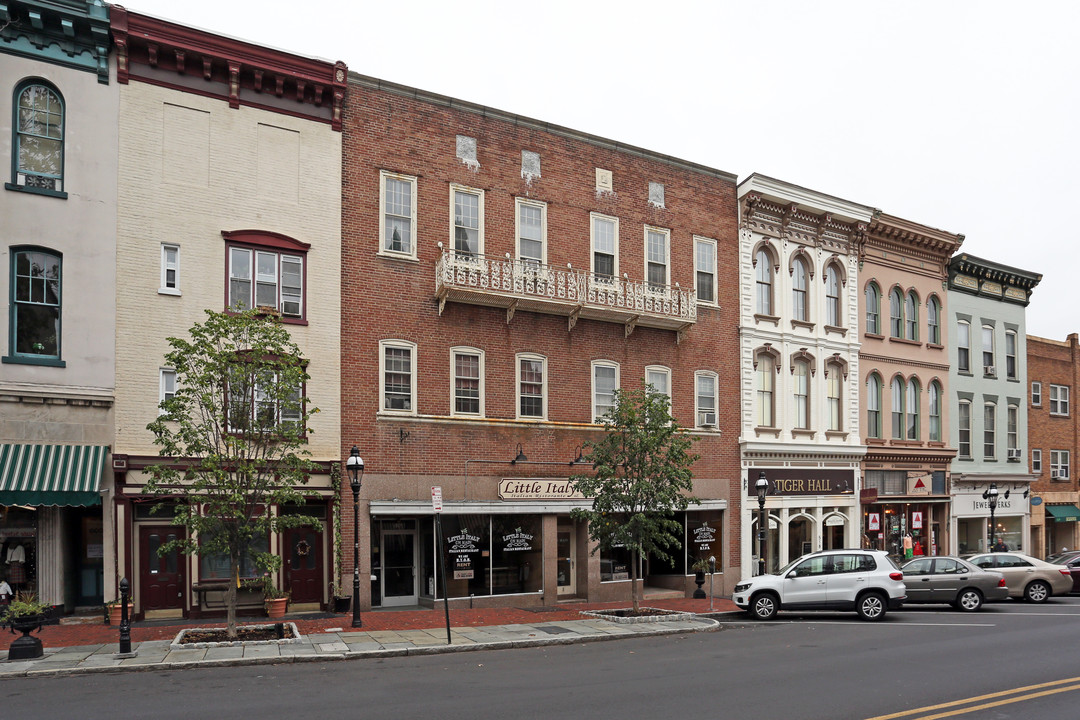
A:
[982,325,995,375]
[159,368,176,413]
[645,364,672,416]
[957,320,970,373]
[160,243,181,295]
[958,400,972,458]
[865,283,880,335]
[825,265,842,327]
[590,212,619,282]
[515,197,547,267]
[450,346,484,417]
[379,340,417,416]
[644,226,670,294]
[904,292,919,340]
[693,236,717,306]
[695,370,718,429]
[1032,381,1042,407]
[1050,384,1070,416]
[1007,404,1018,454]
[516,353,547,420]
[867,374,882,439]
[928,382,942,442]
[755,249,774,316]
[591,360,620,423]
[1051,450,1071,481]
[826,363,842,431]
[378,170,418,259]
[891,377,905,440]
[449,183,484,258]
[927,297,941,345]
[1005,330,1017,380]
[793,360,810,430]
[228,247,304,318]
[983,402,997,460]
[906,379,920,441]
[792,257,809,322]
[1032,448,1042,473]
[756,354,775,427]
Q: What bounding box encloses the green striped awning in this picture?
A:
[0,444,107,507]
[1046,504,1080,523]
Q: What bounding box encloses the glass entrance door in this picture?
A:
[557,529,576,596]
[380,529,417,606]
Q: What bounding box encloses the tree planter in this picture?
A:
[107,603,134,626]
[332,596,351,613]
[265,597,288,618]
[7,614,45,660]
[693,571,706,599]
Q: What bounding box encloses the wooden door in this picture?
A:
[139,525,185,612]
[284,526,323,604]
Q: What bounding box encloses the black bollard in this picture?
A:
[118,577,132,655]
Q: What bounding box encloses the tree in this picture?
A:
[145,309,320,638]
[571,386,700,614]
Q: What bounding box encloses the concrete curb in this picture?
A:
[0,617,720,679]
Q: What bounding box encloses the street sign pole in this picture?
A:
[432,486,451,644]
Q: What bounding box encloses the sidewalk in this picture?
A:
[1,597,739,678]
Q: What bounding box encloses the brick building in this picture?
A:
[341,73,742,610]
[1027,333,1079,556]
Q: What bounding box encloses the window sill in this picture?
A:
[889,439,923,447]
[824,325,847,336]
[791,429,816,439]
[5,182,68,199]
[754,426,781,438]
[224,308,308,326]
[926,343,944,350]
[2,354,66,367]
[376,250,420,263]
[1006,377,1019,383]
[889,337,922,347]
[790,319,815,331]
[754,314,780,326]
[865,437,887,446]
[958,370,973,377]
[927,441,947,448]
[158,288,182,296]
[825,430,848,440]
[864,332,884,341]
[1050,413,1071,418]
[957,456,974,462]
[983,458,998,463]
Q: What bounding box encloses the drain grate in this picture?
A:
[536,625,574,635]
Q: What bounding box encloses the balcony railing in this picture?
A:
[435,249,696,340]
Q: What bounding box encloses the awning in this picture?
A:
[1046,505,1080,523]
[0,444,107,507]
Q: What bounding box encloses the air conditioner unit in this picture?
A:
[1051,470,1062,480]
[1007,448,1022,460]
[700,411,717,428]
[984,365,996,376]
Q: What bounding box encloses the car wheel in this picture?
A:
[856,592,887,621]
[1024,581,1051,603]
[751,592,779,620]
[954,588,983,612]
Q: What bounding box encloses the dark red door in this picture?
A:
[284,527,323,604]
[140,525,185,612]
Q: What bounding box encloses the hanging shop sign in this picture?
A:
[907,475,932,495]
[868,513,880,531]
[750,469,855,497]
[498,478,586,500]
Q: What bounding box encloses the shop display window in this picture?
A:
[437,514,543,598]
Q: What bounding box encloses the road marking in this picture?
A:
[865,677,1080,719]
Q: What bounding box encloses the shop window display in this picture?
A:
[438,514,543,598]
[1,508,38,596]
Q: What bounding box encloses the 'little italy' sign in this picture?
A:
[498,479,586,500]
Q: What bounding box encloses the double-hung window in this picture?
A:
[889,289,903,337]
[1005,331,1017,380]
[645,227,669,292]
[792,258,809,322]
[982,326,995,375]
[793,360,810,430]
[983,403,996,459]
[1007,405,1018,457]
[380,171,417,258]
[867,374,882,438]
[827,364,842,431]
[1051,450,1070,481]
[825,266,841,327]
[227,367,302,433]
[958,401,972,458]
[904,292,918,340]
[756,354,774,427]
[517,354,547,419]
[755,250,773,316]
[1050,384,1070,416]
[380,340,416,414]
[1032,449,1042,473]
[1032,381,1042,407]
[927,298,941,345]
[11,81,65,194]
[451,185,483,257]
[160,244,180,295]
[695,371,718,428]
[891,378,905,440]
[225,231,308,320]
[694,237,716,304]
[928,382,942,442]
[516,198,546,268]
[451,347,484,416]
[906,379,920,440]
[592,361,619,422]
[591,213,618,282]
[159,368,177,413]
[957,321,971,372]
[865,283,881,334]
[645,365,672,417]
[7,247,62,364]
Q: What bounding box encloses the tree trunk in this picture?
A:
[630,549,641,615]
[226,554,240,638]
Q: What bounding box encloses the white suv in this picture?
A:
[733,550,906,621]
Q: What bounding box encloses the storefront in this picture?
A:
[951,481,1032,554]
[861,470,951,560]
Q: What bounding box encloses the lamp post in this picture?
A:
[987,482,999,551]
[756,472,769,576]
[346,446,364,628]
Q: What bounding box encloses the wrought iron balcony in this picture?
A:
[435,248,696,340]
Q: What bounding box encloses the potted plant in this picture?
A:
[2,591,49,660]
[329,581,351,613]
[691,558,710,599]
[246,573,289,618]
[105,596,135,625]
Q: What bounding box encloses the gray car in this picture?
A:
[900,556,1008,611]
[961,552,1073,602]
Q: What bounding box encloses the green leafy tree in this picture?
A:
[145,309,320,638]
[571,386,699,614]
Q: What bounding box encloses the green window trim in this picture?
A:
[11,80,66,194]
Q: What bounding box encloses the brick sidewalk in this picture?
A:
[2,597,738,652]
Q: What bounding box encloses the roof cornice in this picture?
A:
[868,213,965,258]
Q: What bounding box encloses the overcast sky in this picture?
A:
[127,0,1079,340]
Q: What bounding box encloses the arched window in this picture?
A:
[905,292,919,341]
[906,378,921,440]
[755,249,773,316]
[891,377,905,439]
[928,381,942,441]
[756,353,775,427]
[792,257,808,322]
[9,247,63,363]
[865,283,881,335]
[13,81,65,193]
[827,364,842,431]
[825,265,841,327]
[867,374,882,438]
[889,288,903,338]
[927,297,941,345]
[793,360,810,429]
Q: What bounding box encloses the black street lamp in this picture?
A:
[986,482,999,551]
[346,446,365,628]
[756,472,769,576]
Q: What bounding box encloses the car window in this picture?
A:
[792,557,829,577]
[997,555,1032,568]
[859,555,878,572]
[904,558,933,576]
[970,555,996,569]
[1070,559,1080,568]
[934,559,962,574]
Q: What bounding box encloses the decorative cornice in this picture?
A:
[948,253,1041,306]
[0,0,111,83]
[110,6,346,130]
[868,214,964,259]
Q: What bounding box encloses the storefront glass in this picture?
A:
[434,514,543,598]
[1,507,37,596]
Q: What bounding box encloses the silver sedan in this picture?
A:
[901,556,1008,611]
[961,552,1074,602]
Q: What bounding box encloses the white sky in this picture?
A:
[127,0,1079,340]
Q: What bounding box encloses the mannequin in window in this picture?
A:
[5,542,27,591]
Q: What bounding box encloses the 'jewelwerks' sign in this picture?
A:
[499,479,586,500]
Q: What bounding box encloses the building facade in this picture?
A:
[947,254,1041,554]
[0,0,116,612]
[1026,333,1079,557]
[857,214,963,558]
[341,73,742,610]
[737,175,872,577]
[108,7,345,617]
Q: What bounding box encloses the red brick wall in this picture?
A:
[1028,334,1079,494]
[340,78,743,573]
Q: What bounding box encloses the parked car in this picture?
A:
[1045,550,1080,594]
[733,549,906,621]
[961,552,1073,602]
[900,556,1008,611]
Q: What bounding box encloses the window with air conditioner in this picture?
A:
[1050,450,1070,482]
[225,231,308,320]
[696,371,718,429]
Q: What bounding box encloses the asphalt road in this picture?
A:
[5,597,1080,719]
